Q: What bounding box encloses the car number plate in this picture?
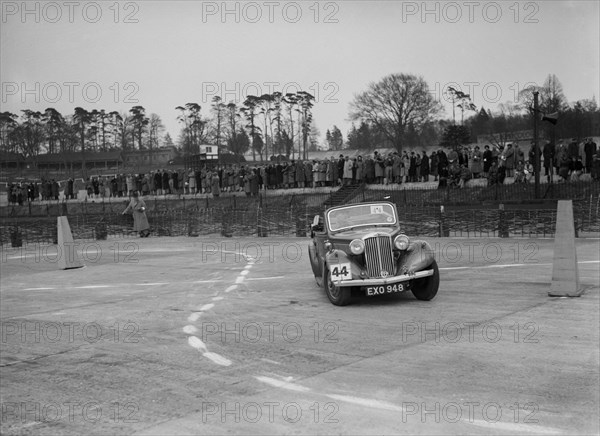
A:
[365,283,406,296]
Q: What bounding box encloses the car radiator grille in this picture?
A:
[364,235,395,278]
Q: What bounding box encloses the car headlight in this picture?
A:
[349,239,365,255]
[324,241,333,252]
[394,234,410,250]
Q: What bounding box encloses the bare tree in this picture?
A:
[349,73,441,153]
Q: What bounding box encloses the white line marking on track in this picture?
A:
[75,285,110,289]
[135,282,168,286]
[183,325,199,334]
[245,276,285,281]
[260,358,281,365]
[254,376,311,392]
[466,419,562,434]
[203,352,232,366]
[188,313,202,322]
[235,276,245,283]
[199,303,214,311]
[441,260,599,271]
[224,285,237,293]
[187,336,207,352]
[23,287,55,291]
[326,394,405,412]
[212,296,224,301]
[240,270,249,276]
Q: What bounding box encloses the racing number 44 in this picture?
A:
[330,263,351,281]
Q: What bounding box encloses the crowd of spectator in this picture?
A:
[4,138,599,205]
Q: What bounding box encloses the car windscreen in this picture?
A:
[327,204,397,231]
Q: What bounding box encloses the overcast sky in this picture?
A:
[2,0,599,145]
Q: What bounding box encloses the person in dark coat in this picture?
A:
[51,179,59,200]
[420,151,430,182]
[482,145,493,176]
[162,170,170,194]
[336,155,344,186]
[584,138,597,174]
[567,138,580,160]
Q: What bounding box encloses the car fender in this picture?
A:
[398,240,435,274]
[325,249,363,281]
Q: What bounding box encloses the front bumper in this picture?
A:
[332,269,434,287]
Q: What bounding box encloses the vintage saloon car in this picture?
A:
[308,201,439,305]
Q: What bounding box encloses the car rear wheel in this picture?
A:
[324,267,352,306]
[411,260,440,301]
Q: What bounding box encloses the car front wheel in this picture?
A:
[411,260,440,301]
[324,267,352,306]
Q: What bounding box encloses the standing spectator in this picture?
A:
[458,147,469,167]
[288,161,297,188]
[554,143,566,176]
[172,170,179,194]
[296,160,305,188]
[126,174,134,196]
[568,138,580,160]
[591,149,600,180]
[584,138,597,174]
[343,156,353,186]
[111,176,118,197]
[364,156,375,184]
[482,145,492,177]
[331,156,339,185]
[74,178,84,199]
[304,160,313,188]
[430,151,439,181]
[514,143,525,164]
[542,140,555,180]
[195,168,203,194]
[437,149,448,175]
[337,154,345,186]
[211,171,221,197]
[384,153,394,184]
[408,152,417,182]
[401,151,410,182]
[154,170,162,196]
[392,152,402,183]
[470,146,482,178]
[502,143,515,177]
[92,177,100,198]
[374,151,384,184]
[142,174,150,196]
[420,151,430,182]
[355,156,364,183]
[163,170,171,194]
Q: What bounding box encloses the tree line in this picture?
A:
[0,91,317,162]
[1,73,598,161]
[328,73,599,152]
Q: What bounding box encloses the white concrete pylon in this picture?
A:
[548,200,583,297]
[57,216,84,270]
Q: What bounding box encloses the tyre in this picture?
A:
[324,267,352,306]
[411,260,440,301]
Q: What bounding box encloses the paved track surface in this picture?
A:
[1,236,599,435]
